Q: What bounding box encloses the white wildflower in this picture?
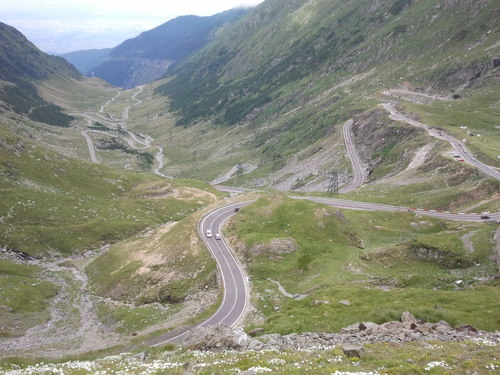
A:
[472,337,499,347]
[425,361,451,371]
[328,356,343,363]
[248,365,273,373]
[268,358,286,365]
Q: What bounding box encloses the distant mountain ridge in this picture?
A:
[59,48,111,76]
[0,22,79,126]
[90,8,249,88]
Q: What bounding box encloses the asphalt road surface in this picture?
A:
[149,201,253,347]
[148,193,497,347]
[298,196,500,222]
[341,119,366,192]
[382,103,500,181]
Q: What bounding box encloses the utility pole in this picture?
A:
[236,163,244,178]
[327,170,339,195]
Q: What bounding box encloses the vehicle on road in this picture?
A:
[206,229,212,238]
[214,233,221,240]
[234,207,240,212]
[481,214,490,219]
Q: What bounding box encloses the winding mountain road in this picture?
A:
[211,164,258,185]
[148,191,497,347]
[381,103,500,181]
[341,119,366,192]
[77,86,170,178]
[297,196,500,222]
[149,201,252,346]
[150,102,498,346]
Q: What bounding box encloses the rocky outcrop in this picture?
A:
[181,312,500,351]
[250,238,298,256]
[181,325,251,351]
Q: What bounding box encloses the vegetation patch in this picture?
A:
[0,129,217,257]
[0,260,58,338]
[2,340,499,374]
[228,197,499,335]
[86,212,217,306]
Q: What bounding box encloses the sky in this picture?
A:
[2,0,265,53]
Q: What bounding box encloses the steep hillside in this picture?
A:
[159,0,499,127]
[91,9,248,88]
[143,0,500,209]
[0,22,80,127]
[0,24,226,356]
[59,48,112,75]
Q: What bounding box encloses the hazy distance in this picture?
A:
[2,0,264,53]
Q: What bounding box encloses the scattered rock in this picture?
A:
[314,299,330,306]
[456,325,477,333]
[248,328,265,337]
[341,323,361,334]
[179,313,500,352]
[376,285,391,292]
[401,311,420,328]
[339,300,351,307]
[342,345,365,358]
[250,238,298,256]
[359,322,380,334]
[182,324,255,351]
[0,305,14,313]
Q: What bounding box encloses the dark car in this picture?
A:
[480,215,490,220]
[234,207,240,212]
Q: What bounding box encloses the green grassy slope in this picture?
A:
[0,126,220,257]
[0,260,58,338]
[228,197,499,334]
[0,22,80,127]
[2,340,500,374]
[158,0,499,127]
[148,0,499,203]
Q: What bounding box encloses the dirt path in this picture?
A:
[383,89,452,102]
[268,279,308,300]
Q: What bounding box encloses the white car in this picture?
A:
[206,229,212,238]
[214,233,221,240]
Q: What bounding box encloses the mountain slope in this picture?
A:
[159,0,499,127]
[148,0,499,204]
[91,9,249,88]
[59,48,111,75]
[0,22,80,126]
